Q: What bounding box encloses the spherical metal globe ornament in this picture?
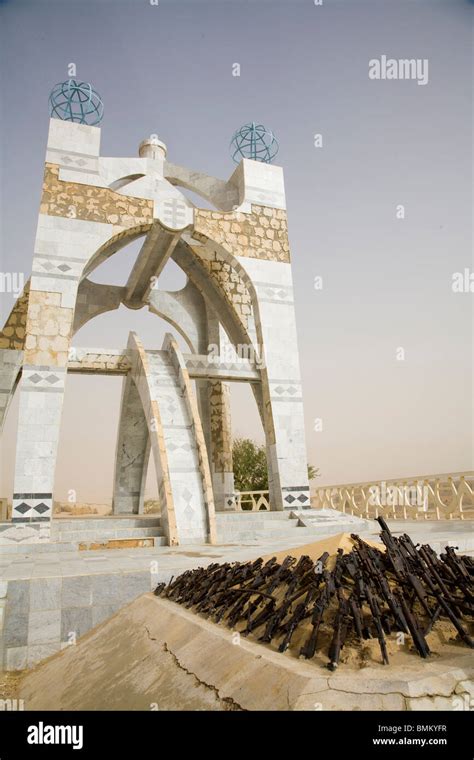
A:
[230,122,279,164]
[49,79,104,126]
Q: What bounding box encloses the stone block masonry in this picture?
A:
[1,571,154,671]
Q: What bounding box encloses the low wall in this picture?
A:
[0,570,163,671]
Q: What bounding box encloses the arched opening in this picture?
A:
[1,219,276,527]
[154,257,187,292]
[56,306,193,516]
[89,238,144,287]
[109,174,146,192]
[72,302,189,353]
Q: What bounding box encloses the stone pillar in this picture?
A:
[112,374,150,514]
[11,289,74,523]
[242,258,310,511]
[9,117,155,528]
[11,215,115,524]
[193,159,311,511]
[209,380,235,511]
[205,311,235,510]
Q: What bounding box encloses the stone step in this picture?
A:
[0,534,168,554]
[217,521,299,535]
[77,535,167,550]
[51,517,161,533]
[217,528,303,542]
[52,527,164,542]
[215,510,355,542]
[215,512,292,522]
[293,524,372,536]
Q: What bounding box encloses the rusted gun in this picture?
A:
[441,546,474,606]
[226,558,288,624]
[234,559,292,630]
[417,549,474,649]
[395,590,430,658]
[328,589,352,671]
[242,598,276,635]
[376,524,469,648]
[258,559,314,644]
[376,516,407,580]
[265,555,297,594]
[349,594,364,640]
[398,533,474,648]
[260,597,292,643]
[278,585,319,653]
[363,578,389,665]
[299,576,333,660]
[418,544,461,613]
[351,535,408,633]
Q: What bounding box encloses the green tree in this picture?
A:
[232,438,268,492]
[307,465,320,481]
[232,438,320,491]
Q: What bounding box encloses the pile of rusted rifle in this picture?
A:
[154,517,474,670]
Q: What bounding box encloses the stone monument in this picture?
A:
[0,81,311,546]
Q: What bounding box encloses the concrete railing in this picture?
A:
[312,472,474,520]
[235,490,270,511]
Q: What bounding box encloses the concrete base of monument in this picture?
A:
[1,522,473,674]
[13,594,474,711]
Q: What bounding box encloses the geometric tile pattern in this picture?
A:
[166,441,194,453]
[0,522,49,545]
[46,146,99,173]
[254,281,294,305]
[282,486,310,508]
[33,258,74,276]
[270,381,302,401]
[12,494,53,523]
[22,367,66,392]
[225,493,238,510]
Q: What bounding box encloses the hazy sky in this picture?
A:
[0,0,472,504]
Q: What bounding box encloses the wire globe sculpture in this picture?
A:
[230,122,279,164]
[49,79,104,126]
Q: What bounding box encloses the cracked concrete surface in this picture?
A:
[162,641,242,710]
